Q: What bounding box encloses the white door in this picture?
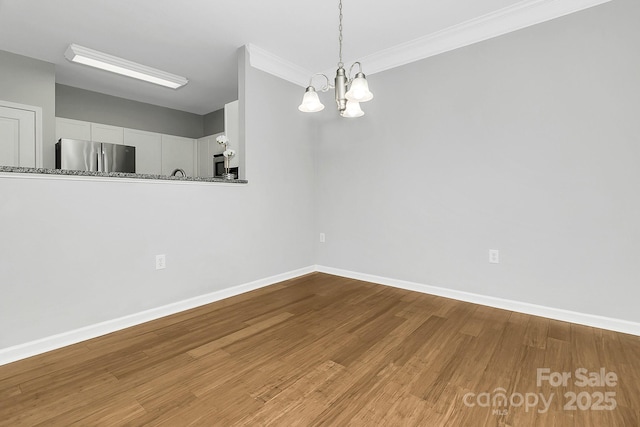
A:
[0,105,37,167]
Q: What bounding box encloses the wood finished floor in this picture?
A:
[1,272,639,426]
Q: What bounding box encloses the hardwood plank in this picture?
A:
[187,312,294,358]
[234,360,345,426]
[0,343,92,386]
[548,319,572,342]
[524,316,550,349]
[330,311,407,367]
[68,393,146,426]
[1,372,122,426]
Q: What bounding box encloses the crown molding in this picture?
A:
[359,0,612,75]
[247,0,611,87]
[246,43,312,88]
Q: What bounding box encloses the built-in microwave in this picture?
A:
[213,154,238,178]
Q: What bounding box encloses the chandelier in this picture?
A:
[298,0,373,118]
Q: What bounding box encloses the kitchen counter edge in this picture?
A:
[0,166,248,184]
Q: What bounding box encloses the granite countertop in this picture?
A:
[0,166,248,183]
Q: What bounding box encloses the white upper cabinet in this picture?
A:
[56,118,91,141]
[161,135,195,177]
[91,123,124,144]
[124,128,162,175]
[56,118,124,145]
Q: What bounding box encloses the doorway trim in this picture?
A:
[0,99,43,168]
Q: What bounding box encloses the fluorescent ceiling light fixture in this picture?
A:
[64,44,188,89]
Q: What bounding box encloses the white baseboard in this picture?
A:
[315,265,640,337]
[4,264,637,366]
[0,266,315,366]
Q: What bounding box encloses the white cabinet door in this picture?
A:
[56,117,91,141]
[161,135,195,177]
[0,105,36,167]
[91,123,124,144]
[197,135,212,177]
[124,128,162,175]
[197,132,224,177]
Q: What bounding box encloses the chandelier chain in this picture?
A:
[338,0,343,68]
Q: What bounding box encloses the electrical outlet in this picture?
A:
[489,249,500,264]
[156,254,166,270]
[319,233,326,243]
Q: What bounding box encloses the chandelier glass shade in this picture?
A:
[341,100,364,118]
[298,86,325,113]
[298,0,373,118]
[345,72,373,102]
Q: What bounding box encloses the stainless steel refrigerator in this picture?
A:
[55,138,136,173]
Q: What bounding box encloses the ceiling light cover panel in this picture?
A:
[64,44,188,89]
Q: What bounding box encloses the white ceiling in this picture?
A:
[0,0,605,115]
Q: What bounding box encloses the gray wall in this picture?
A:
[56,84,206,138]
[203,108,225,136]
[314,0,640,323]
[0,50,56,168]
[0,47,315,349]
